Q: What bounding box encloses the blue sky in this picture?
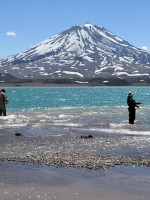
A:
[0,0,150,59]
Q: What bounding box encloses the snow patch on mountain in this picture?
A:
[113,72,149,77]
[63,71,84,77]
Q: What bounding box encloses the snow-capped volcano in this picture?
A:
[0,23,150,80]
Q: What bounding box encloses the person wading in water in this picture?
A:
[127,92,142,124]
[0,88,9,116]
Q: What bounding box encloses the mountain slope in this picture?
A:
[0,23,150,80]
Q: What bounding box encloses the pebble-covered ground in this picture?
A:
[1,132,150,170]
[1,152,150,170]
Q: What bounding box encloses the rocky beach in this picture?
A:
[1,152,150,170]
[1,130,150,200]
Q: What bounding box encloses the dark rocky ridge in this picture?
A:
[0,73,150,86]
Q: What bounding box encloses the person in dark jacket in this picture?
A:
[0,88,9,116]
[127,92,142,124]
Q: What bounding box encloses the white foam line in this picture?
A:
[82,127,150,136]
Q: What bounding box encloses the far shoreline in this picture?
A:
[0,82,150,87]
[0,83,90,87]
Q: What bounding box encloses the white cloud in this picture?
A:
[141,46,149,50]
[6,31,16,36]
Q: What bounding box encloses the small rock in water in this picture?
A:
[80,135,93,139]
[15,133,22,136]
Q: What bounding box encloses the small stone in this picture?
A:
[80,135,93,139]
[15,133,22,136]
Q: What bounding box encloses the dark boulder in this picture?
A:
[80,135,93,139]
[15,133,22,136]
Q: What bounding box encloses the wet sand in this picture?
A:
[0,161,150,200]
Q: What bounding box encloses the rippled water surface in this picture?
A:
[1,86,150,136]
[1,161,150,200]
[0,86,150,159]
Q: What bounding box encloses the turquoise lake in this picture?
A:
[0,86,150,136]
[6,86,150,110]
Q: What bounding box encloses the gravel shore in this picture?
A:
[1,152,150,170]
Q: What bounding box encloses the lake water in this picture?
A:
[1,86,150,136]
